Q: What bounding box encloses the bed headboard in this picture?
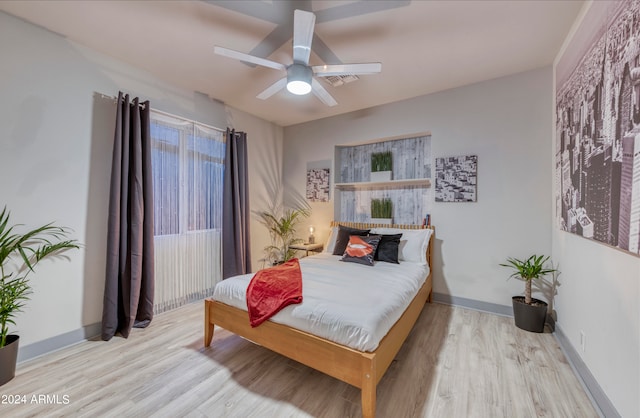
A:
[329,221,435,268]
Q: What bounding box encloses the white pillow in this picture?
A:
[370,227,432,264]
[323,226,339,254]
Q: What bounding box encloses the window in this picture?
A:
[150,111,225,313]
[151,117,225,235]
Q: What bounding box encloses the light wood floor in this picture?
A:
[1,301,599,418]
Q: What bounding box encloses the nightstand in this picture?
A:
[290,243,323,257]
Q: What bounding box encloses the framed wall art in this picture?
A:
[435,155,477,202]
[306,168,330,202]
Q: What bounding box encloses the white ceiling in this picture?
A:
[0,0,584,127]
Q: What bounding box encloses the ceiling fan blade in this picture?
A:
[257,77,287,100]
[311,34,343,66]
[312,63,382,76]
[292,9,316,65]
[311,78,337,107]
[204,1,282,23]
[314,1,411,23]
[214,46,285,71]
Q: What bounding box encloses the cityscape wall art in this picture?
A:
[435,155,477,203]
[555,0,640,256]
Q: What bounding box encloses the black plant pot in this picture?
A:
[0,335,19,386]
[512,297,548,333]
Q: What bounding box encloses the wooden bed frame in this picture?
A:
[204,222,434,418]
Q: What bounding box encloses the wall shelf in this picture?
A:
[333,133,432,224]
[335,178,431,191]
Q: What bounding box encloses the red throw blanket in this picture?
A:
[246,258,303,327]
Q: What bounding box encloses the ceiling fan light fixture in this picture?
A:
[287,80,312,95]
[286,63,312,95]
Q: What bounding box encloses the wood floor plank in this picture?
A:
[0,301,599,418]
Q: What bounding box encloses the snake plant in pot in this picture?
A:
[500,255,557,333]
[0,207,79,385]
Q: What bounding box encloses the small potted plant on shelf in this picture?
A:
[370,198,393,225]
[370,151,393,182]
[0,206,79,385]
[257,207,310,266]
[500,254,557,333]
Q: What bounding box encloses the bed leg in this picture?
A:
[361,359,377,418]
[204,299,214,347]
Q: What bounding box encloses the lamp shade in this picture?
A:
[287,64,312,95]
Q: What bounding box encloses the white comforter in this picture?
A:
[212,253,430,352]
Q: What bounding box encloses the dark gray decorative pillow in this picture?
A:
[332,225,370,255]
[374,233,403,264]
[341,235,381,266]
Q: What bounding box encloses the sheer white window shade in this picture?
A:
[150,111,225,314]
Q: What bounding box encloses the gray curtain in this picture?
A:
[223,128,251,278]
[102,92,155,341]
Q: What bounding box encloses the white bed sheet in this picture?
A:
[212,253,430,352]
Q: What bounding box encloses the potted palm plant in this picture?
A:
[500,255,557,333]
[0,207,79,385]
[257,207,309,266]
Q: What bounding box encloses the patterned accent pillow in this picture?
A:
[341,235,381,266]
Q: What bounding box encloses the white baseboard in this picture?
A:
[17,322,101,363]
[554,325,618,418]
[432,292,513,316]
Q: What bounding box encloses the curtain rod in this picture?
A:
[96,92,226,133]
[96,92,147,108]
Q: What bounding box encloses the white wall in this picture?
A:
[552,232,639,417]
[0,11,280,351]
[551,2,640,417]
[284,67,553,308]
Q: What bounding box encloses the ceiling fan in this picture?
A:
[214,9,382,107]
